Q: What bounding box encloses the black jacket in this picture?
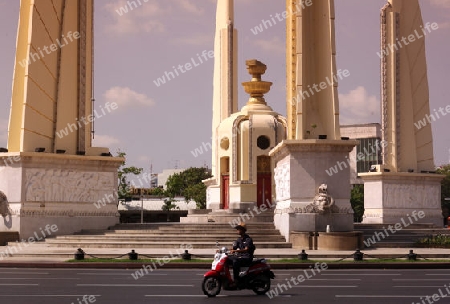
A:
[233,233,254,259]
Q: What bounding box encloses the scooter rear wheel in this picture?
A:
[202,276,222,297]
[252,274,271,295]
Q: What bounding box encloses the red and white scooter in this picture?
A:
[202,245,275,297]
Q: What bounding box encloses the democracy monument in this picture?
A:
[0,0,444,247]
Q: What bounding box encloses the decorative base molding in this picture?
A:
[360,172,444,227]
[0,152,122,238]
[270,140,358,240]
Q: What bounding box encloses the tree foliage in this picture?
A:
[437,164,450,219]
[162,197,179,212]
[184,183,208,209]
[165,167,212,209]
[350,184,364,222]
[116,151,143,200]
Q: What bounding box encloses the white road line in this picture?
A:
[77,284,194,287]
[0,278,79,280]
[322,274,401,276]
[336,295,428,298]
[0,295,101,297]
[307,279,361,281]
[77,273,167,276]
[0,284,39,286]
[0,272,49,275]
[426,274,450,276]
[273,279,360,281]
[293,285,358,288]
[394,286,448,288]
[144,295,292,298]
[394,279,450,281]
[145,295,227,297]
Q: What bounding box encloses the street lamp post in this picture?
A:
[141,194,144,224]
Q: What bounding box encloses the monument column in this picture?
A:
[269,0,358,242]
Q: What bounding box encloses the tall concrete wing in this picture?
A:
[381,0,435,172]
[8,0,94,155]
[0,0,122,239]
[286,0,340,140]
[211,0,238,179]
[359,0,442,226]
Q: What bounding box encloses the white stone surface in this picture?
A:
[0,153,122,238]
[361,172,444,226]
[270,140,357,238]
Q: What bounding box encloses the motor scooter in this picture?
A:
[201,245,275,297]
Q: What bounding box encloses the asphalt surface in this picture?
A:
[1,268,450,303]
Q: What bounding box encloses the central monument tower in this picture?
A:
[269,0,358,242]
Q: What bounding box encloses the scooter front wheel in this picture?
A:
[202,276,222,297]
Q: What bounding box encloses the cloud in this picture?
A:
[430,0,450,9]
[253,37,285,54]
[138,155,151,163]
[438,21,450,29]
[103,86,155,108]
[103,0,166,34]
[92,135,120,147]
[339,86,380,125]
[178,0,205,15]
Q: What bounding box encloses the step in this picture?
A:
[48,235,286,242]
[41,241,292,249]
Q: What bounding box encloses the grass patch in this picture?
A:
[416,234,450,247]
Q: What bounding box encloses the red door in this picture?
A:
[221,174,229,209]
[257,173,271,208]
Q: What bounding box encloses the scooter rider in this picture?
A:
[228,222,254,285]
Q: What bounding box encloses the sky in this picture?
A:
[0,0,449,180]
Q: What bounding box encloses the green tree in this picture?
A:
[116,151,143,200]
[184,183,208,209]
[165,167,212,209]
[161,197,179,212]
[437,164,450,221]
[350,184,364,222]
[150,187,165,197]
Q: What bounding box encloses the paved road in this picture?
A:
[0,268,449,303]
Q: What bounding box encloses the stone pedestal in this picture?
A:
[360,172,444,227]
[0,152,123,238]
[269,140,358,241]
[206,181,257,211]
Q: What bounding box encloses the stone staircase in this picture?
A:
[355,223,450,248]
[42,222,292,249]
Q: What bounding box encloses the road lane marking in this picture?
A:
[0,272,49,275]
[394,286,449,288]
[0,295,101,297]
[77,273,167,276]
[77,284,194,287]
[0,284,39,286]
[322,274,401,276]
[144,295,292,298]
[146,295,227,297]
[293,285,357,288]
[0,278,79,280]
[394,279,450,281]
[336,295,429,298]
